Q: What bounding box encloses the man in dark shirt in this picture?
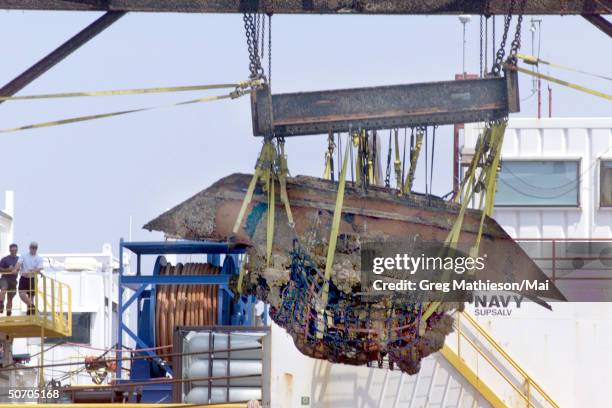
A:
[0,243,19,316]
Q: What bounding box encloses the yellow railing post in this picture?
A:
[67,285,72,334]
[42,276,47,316]
[51,278,55,322]
[449,311,559,408]
[527,380,531,407]
[33,274,38,316]
[58,282,63,329]
[457,312,461,359]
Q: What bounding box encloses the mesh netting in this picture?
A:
[267,241,446,371]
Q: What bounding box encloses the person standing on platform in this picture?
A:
[0,243,19,316]
[17,242,44,315]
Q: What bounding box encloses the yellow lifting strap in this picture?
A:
[516,54,612,82]
[403,129,424,194]
[266,171,276,267]
[422,121,507,323]
[277,140,295,228]
[323,132,335,180]
[232,141,276,236]
[508,64,612,101]
[353,132,362,185]
[446,126,492,244]
[393,129,403,191]
[317,140,351,338]
[472,122,506,253]
[0,79,261,101]
[0,90,253,134]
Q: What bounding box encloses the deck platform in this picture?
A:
[0,313,71,338]
[0,273,71,338]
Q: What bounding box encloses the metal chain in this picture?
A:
[479,15,484,77]
[385,130,392,188]
[268,14,272,86]
[243,13,264,79]
[484,17,489,74]
[255,13,260,48]
[261,14,266,60]
[509,0,527,61]
[492,16,496,65]
[492,0,515,76]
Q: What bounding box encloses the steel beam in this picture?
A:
[0,11,125,104]
[582,14,612,37]
[252,72,519,137]
[0,0,609,14]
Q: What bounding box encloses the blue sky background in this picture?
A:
[0,11,609,254]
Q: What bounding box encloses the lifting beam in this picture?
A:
[0,0,609,15]
[251,71,519,137]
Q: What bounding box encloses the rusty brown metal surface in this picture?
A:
[144,172,565,373]
[252,74,519,137]
[0,11,125,104]
[0,0,609,14]
[144,173,565,303]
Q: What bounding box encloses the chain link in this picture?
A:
[268,14,272,86]
[484,16,489,75]
[479,15,484,78]
[491,0,526,75]
[261,14,266,60]
[492,0,515,76]
[243,13,264,79]
[509,0,527,60]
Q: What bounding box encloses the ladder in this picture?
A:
[441,311,559,408]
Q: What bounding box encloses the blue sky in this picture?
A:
[0,11,610,254]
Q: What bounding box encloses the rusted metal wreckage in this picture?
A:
[140,52,567,373]
[145,173,565,373]
[0,0,582,376]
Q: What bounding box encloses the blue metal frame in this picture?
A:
[116,239,247,384]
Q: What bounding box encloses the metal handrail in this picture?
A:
[454,311,559,408]
[33,273,72,335]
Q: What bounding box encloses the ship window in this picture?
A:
[48,312,92,344]
[602,161,612,207]
[495,160,580,207]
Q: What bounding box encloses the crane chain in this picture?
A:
[491,0,515,76]
[243,13,265,80]
[509,0,527,62]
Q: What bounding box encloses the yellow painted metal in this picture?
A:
[0,273,71,338]
[457,312,560,408]
[443,311,560,408]
[440,345,507,408]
